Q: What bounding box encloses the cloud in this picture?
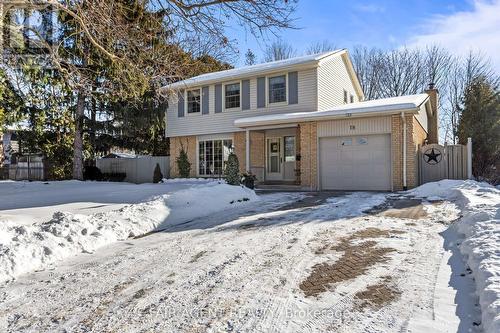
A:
[353,4,386,13]
[407,0,500,72]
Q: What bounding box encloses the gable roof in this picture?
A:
[234,94,430,127]
[165,50,345,89]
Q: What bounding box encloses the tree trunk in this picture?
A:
[72,89,85,180]
[90,91,96,160]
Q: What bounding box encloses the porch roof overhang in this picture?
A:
[235,94,430,128]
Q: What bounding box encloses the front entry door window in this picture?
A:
[266,137,284,181]
[283,136,296,180]
[268,138,281,173]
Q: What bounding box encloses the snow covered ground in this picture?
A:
[409,180,500,333]
[0,179,258,283]
[0,179,498,332]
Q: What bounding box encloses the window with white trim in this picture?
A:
[343,89,348,104]
[225,83,240,109]
[350,94,354,103]
[187,89,201,113]
[198,139,233,176]
[269,75,286,103]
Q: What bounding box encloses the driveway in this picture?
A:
[0,191,480,333]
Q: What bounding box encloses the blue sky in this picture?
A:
[226,0,500,70]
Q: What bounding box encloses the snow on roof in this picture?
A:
[235,94,429,127]
[166,50,344,89]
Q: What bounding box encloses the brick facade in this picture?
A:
[391,114,428,191]
[233,132,246,173]
[232,131,266,175]
[299,122,318,190]
[424,88,439,143]
[169,115,428,191]
[169,135,197,178]
[249,131,265,177]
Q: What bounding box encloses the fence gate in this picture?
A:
[418,138,472,185]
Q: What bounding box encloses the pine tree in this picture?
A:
[153,163,163,183]
[245,49,256,66]
[458,76,500,183]
[225,152,240,185]
[176,147,191,178]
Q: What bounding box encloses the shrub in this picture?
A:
[225,152,240,185]
[153,163,163,183]
[83,165,103,181]
[102,172,126,182]
[176,147,191,178]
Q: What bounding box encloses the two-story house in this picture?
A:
[163,49,438,191]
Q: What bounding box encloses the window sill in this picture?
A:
[224,107,242,112]
[267,101,288,107]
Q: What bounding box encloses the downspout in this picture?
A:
[401,112,407,191]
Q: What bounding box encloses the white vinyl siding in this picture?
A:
[415,104,429,133]
[167,68,318,137]
[317,55,359,111]
[317,116,392,137]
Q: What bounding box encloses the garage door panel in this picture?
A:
[320,134,391,191]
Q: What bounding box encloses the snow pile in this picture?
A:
[409,180,500,333]
[0,182,258,284]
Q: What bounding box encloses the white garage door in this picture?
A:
[320,134,391,191]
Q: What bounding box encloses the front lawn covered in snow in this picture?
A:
[0,179,258,283]
[0,179,498,333]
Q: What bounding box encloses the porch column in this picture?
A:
[245,129,250,172]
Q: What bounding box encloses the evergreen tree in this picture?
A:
[153,163,163,183]
[245,49,257,66]
[225,152,240,185]
[176,147,191,178]
[458,76,500,183]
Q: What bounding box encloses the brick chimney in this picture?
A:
[425,83,439,143]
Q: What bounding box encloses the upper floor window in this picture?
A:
[350,94,354,103]
[187,89,201,113]
[269,75,286,103]
[343,89,348,104]
[225,83,240,109]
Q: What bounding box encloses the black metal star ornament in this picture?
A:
[424,148,442,165]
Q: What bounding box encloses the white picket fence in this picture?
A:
[96,156,170,184]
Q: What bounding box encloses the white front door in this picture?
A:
[266,137,283,181]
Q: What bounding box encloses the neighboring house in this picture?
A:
[162,50,438,191]
[1,130,20,166]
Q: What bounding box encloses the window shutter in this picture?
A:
[202,86,209,114]
[257,77,266,108]
[177,90,185,117]
[215,84,222,113]
[288,71,298,104]
[242,79,250,110]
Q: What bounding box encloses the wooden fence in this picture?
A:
[8,155,45,181]
[96,155,170,183]
[418,138,472,185]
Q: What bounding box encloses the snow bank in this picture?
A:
[409,180,500,333]
[0,182,258,284]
